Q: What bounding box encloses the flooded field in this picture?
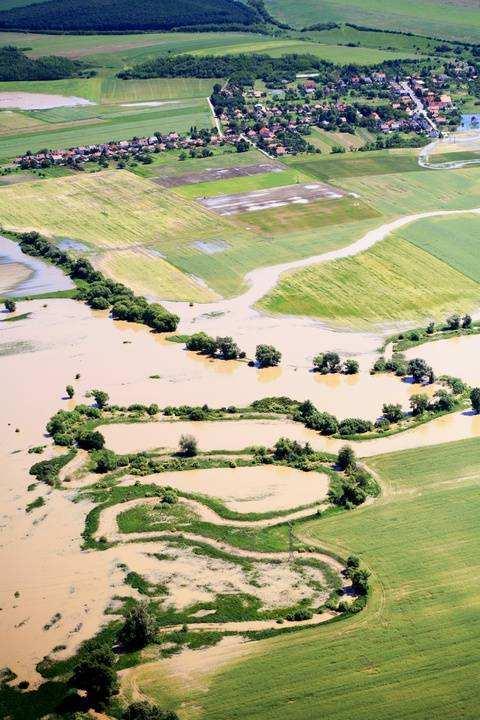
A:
[0,235,74,296]
[114,465,330,513]
[405,334,480,386]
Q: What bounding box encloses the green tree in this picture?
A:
[470,387,480,413]
[410,393,429,415]
[69,647,118,711]
[94,449,118,473]
[91,389,109,409]
[313,351,341,374]
[4,298,16,312]
[337,445,356,471]
[123,701,179,720]
[66,385,74,399]
[343,359,359,375]
[255,344,281,368]
[119,602,157,650]
[407,358,432,384]
[462,314,472,328]
[216,336,240,360]
[382,403,403,423]
[179,434,198,456]
[76,429,105,450]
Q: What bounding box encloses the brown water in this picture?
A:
[1,298,478,682]
[405,334,480,387]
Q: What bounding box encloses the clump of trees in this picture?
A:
[123,701,179,720]
[69,646,118,711]
[329,447,375,508]
[313,352,359,374]
[179,434,198,457]
[18,231,179,333]
[0,45,84,81]
[255,344,281,368]
[185,332,244,360]
[119,602,157,650]
[372,353,434,383]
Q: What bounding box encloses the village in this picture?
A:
[12,61,477,168]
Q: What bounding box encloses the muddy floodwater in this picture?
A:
[116,465,330,513]
[405,334,480,387]
[1,297,479,683]
[0,235,74,296]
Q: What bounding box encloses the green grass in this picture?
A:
[399,213,480,284]
[288,150,424,181]
[198,436,480,719]
[175,167,310,199]
[234,196,379,235]
[260,234,480,326]
[266,0,480,42]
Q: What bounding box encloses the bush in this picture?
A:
[123,700,179,720]
[255,344,281,368]
[410,393,429,415]
[343,359,359,375]
[94,449,118,473]
[76,430,105,450]
[338,418,373,436]
[66,384,74,399]
[286,609,313,622]
[216,336,240,360]
[471,387,480,414]
[408,358,434,383]
[304,410,338,435]
[179,434,198,456]
[337,445,356,471]
[313,351,341,374]
[186,331,217,355]
[4,298,16,312]
[91,389,109,409]
[445,313,461,330]
[382,403,403,423]
[119,602,157,650]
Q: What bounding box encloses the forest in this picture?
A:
[0,45,83,81]
[0,0,261,32]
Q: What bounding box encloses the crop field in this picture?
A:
[260,235,480,326]
[308,128,368,153]
[173,166,307,199]
[198,181,346,216]
[287,150,424,181]
[0,97,213,161]
[234,196,379,234]
[265,0,480,43]
[398,213,480,283]
[194,436,480,720]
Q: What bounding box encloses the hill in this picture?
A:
[0,0,263,32]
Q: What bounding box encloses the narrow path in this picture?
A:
[207,96,223,138]
[161,208,480,321]
[419,130,480,170]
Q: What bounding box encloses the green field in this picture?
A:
[195,436,480,719]
[399,213,480,284]
[266,0,480,42]
[287,150,424,181]
[174,167,310,199]
[260,234,480,326]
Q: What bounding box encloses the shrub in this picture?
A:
[94,449,118,473]
[216,336,240,360]
[69,647,118,711]
[462,314,472,328]
[255,344,281,368]
[123,700,179,720]
[66,384,74,399]
[445,313,461,330]
[119,602,157,650]
[91,388,109,409]
[179,434,198,456]
[304,410,338,435]
[343,359,359,375]
[337,445,356,471]
[382,403,403,423]
[76,430,105,450]
[4,298,16,312]
[407,358,433,384]
[470,387,480,414]
[338,418,373,436]
[186,331,217,355]
[313,351,341,374]
[286,609,313,622]
[433,389,455,412]
[410,393,429,415]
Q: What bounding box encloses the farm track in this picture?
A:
[162,207,480,323]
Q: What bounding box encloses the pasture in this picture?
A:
[265,0,480,42]
[259,234,480,326]
[196,436,480,719]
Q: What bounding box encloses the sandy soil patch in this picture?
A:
[158,162,283,188]
[199,181,346,216]
[0,92,94,110]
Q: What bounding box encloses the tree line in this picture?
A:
[0,45,84,81]
[0,0,261,33]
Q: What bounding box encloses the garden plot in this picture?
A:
[199,181,346,216]
[159,161,284,187]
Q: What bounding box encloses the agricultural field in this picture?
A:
[266,0,480,43]
[259,233,480,326]
[197,437,480,719]
[174,166,309,200]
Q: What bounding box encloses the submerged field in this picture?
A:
[196,437,480,719]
